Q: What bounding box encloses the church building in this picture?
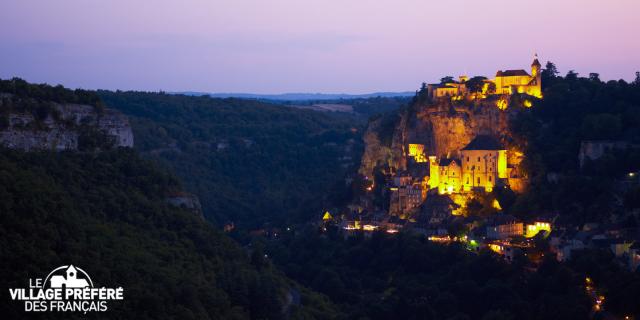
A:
[428,135,507,194]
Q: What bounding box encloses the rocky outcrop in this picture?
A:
[166,192,204,219]
[359,98,522,178]
[358,117,394,177]
[409,101,511,158]
[0,99,133,151]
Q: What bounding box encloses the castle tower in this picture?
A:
[531,54,542,97]
[531,54,541,78]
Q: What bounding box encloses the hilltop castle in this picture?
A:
[427,56,542,100]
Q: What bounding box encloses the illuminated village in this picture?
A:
[320,57,640,274]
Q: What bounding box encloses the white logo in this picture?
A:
[47,265,92,288]
[9,265,124,313]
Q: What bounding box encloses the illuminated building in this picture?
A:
[493,56,542,98]
[429,135,507,194]
[408,143,427,163]
[428,75,469,98]
[427,56,542,101]
[460,135,507,192]
[524,221,551,238]
[487,215,524,239]
[429,157,462,194]
[362,224,378,231]
[392,173,413,187]
[488,243,504,254]
[389,180,426,216]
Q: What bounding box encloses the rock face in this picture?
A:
[0,101,133,151]
[166,192,204,219]
[410,102,511,158]
[359,98,521,179]
[358,116,396,177]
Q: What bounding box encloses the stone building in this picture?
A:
[427,56,542,100]
[429,135,507,194]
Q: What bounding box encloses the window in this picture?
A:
[489,176,492,182]
[477,157,480,162]
[477,177,481,185]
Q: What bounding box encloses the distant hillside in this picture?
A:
[178,91,414,101]
[99,91,365,229]
[284,96,411,117]
[0,79,341,319]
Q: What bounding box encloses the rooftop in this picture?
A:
[439,158,461,166]
[462,135,505,151]
[496,69,530,77]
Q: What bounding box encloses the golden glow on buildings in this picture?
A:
[429,56,543,102]
[525,221,551,238]
[497,150,508,179]
[428,235,452,242]
[488,243,504,254]
[408,143,427,163]
[344,221,382,231]
[362,224,378,231]
[429,137,508,195]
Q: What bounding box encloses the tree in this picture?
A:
[465,76,488,94]
[589,73,601,82]
[417,82,430,104]
[566,70,579,81]
[541,61,559,88]
[581,113,622,139]
[440,76,455,84]
[486,82,496,94]
[634,71,640,85]
[542,61,559,78]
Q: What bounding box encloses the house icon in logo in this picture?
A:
[49,265,90,288]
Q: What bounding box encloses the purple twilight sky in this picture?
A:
[1,0,639,94]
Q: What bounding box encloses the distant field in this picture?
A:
[289,103,354,113]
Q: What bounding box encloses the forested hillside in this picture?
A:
[0,149,339,319]
[99,91,365,228]
[505,66,640,223]
[267,228,593,320]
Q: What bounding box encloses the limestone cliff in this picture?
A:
[0,95,133,151]
[359,97,525,179]
[358,112,404,177]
